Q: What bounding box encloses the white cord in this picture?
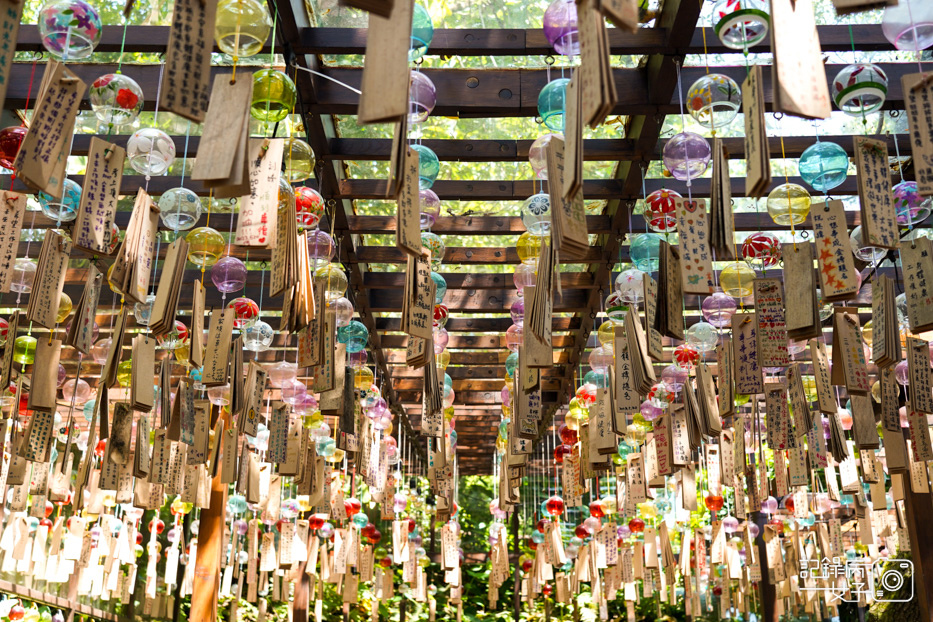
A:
[291,63,363,95]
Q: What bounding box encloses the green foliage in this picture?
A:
[868,553,921,622]
[22,0,173,32]
[458,475,497,551]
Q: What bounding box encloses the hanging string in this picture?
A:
[283,66,300,179]
[698,6,717,139]
[778,134,798,251]
[144,63,166,193]
[201,189,214,287]
[263,9,279,123]
[152,62,164,124]
[230,0,244,83]
[905,0,926,75]
[674,61,694,197]
[846,24,871,129]
[22,58,37,126]
[179,121,191,188]
[290,65,362,95]
[890,130,916,236]
[639,163,649,236]
[117,19,129,73]
[891,129,907,186]
[675,60,687,130]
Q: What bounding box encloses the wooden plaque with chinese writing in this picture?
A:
[908,336,933,414]
[614,327,641,430]
[202,309,234,387]
[742,65,771,197]
[731,314,763,395]
[854,136,897,249]
[902,72,933,196]
[752,278,789,369]
[13,61,86,197]
[642,274,663,362]
[396,147,422,256]
[899,237,933,333]
[235,138,285,248]
[831,308,871,396]
[0,0,24,111]
[160,0,218,122]
[809,338,837,414]
[546,136,588,259]
[0,191,25,293]
[811,200,860,301]
[27,231,72,330]
[74,138,124,255]
[673,198,714,295]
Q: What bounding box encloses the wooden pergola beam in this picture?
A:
[326,133,911,163]
[295,24,892,56]
[1,174,867,201]
[12,23,892,57]
[375,316,582,332]
[349,209,871,237]
[2,62,915,115]
[302,62,916,117]
[53,132,911,165]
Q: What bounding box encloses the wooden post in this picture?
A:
[190,408,228,622]
[511,510,520,622]
[902,472,933,621]
[753,510,777,622]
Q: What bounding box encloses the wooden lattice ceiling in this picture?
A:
[5,0,917,475]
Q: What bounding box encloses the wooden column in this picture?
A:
[753,510,777,622]
[511,509,520,622]
[190,408,228,622]
[903,473,933,621]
